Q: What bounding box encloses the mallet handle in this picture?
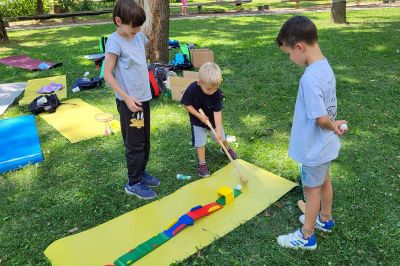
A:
[199,109,248,183]
[198,109,234,162]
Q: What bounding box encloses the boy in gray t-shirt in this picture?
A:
[104,0,159,200]
[275,16,348,250]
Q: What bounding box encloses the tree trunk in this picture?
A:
[295,0,300,9]
[331,0,346,24]
[137,0,170,63]
[0,15,9,43]
[37,0,45,14]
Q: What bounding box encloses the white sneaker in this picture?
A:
[277,228,317,250]
[299,214,335,232]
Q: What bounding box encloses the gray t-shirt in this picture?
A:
[288,58,341,166]
[105,31,152,102]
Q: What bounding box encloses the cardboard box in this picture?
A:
[183,71,199,79]
[170,76,197,102]
[190,48,214,68]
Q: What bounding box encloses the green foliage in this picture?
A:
[57,0,77,12]
[78,0,95,11]
[58,0,95,12]
[0,0,95,17]
[0,0,51,18]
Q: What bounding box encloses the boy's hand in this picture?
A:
[333,120,348,136]
[125,96,143,112]
[199,113,209,125]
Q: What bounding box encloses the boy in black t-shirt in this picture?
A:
[180,63,238,177]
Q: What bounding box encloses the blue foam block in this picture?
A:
[0,115,44,174]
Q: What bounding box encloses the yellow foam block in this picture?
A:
[217,185,234,204]
[39,98,120,143]
[44,160,297,265]
[19,75,67,105]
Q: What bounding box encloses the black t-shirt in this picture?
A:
[180,82,223,128]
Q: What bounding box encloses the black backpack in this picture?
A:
[28,94,61,115]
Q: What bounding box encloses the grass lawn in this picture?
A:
[1,7,399,265]
[168,0,333,14]
[169,0,382,15]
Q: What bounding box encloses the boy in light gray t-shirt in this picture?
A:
[104,0,160,200]
[106,31,152,102]
[289,58,341,168]
[275,16,348,250]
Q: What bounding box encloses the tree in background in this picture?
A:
[1,0,51,42]
[137,0,169,63]
[331,0,346,24]
[37,0,44,14]
[0,14,9,43]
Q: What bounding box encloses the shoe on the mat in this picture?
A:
[277,228,317,250]
[197,163,210,177]
[219,147,238,160]
[125,182,157,200]
[299,214,335,232]
[141,171,160,188]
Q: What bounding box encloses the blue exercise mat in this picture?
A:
[0,115,44,174]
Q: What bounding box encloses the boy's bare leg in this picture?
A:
[320,174,333,221]
[196,146,210,177]
[302,186,321,238]
[196,146,206,162]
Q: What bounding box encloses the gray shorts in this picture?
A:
[300,162,330,188]
[191,125,226,148]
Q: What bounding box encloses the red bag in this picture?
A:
[148,69,160,99]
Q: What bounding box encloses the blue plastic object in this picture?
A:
[172,53,185,65]
[38,62,51,70]
[0,115,44,174]
[163,214,194,238]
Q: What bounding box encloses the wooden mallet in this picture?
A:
[297,199,306,214]
[198,109,248,184]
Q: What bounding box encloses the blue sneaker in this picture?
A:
[141,171,160,188]
[299,214,335,232]
[125,182,157,200]
[277,228,317,250]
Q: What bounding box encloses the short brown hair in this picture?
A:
[113,0,146,27]
[276,16,318,48]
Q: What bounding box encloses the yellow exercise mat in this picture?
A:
[39,98,120,143]
[19,75,67,105]
[44,160,297,265]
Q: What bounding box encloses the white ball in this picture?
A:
[84,71,90,77]
[235,184,242,191]
[339,123,348,131]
